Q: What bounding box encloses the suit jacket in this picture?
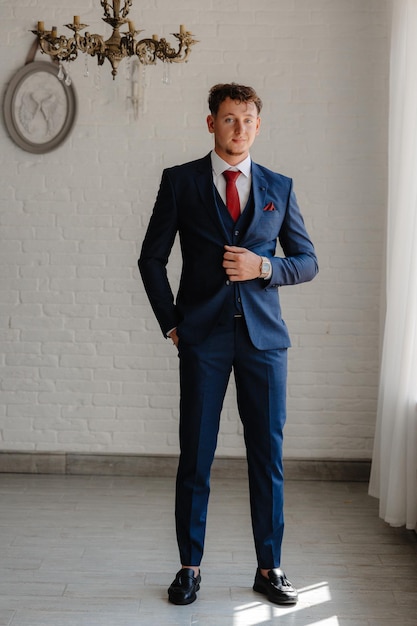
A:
[139,153,318,350]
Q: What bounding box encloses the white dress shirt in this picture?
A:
[210,150,252,213]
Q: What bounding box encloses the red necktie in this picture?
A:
[223,170,241,221]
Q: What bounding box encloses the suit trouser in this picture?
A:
[175,315,288,569]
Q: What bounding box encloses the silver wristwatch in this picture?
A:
[259,256,271,279]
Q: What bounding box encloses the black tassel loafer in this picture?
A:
[253,568,298,605]
[168,568,201,605]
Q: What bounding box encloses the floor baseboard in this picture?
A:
[0,452,371,482]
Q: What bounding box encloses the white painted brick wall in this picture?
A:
[0,0,389,459]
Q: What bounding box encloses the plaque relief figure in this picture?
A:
[14,72,67,144]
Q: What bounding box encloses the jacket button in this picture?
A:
[226,280,230,286]
[234,230,239,236]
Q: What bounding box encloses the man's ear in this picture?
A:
[206,114,215,134]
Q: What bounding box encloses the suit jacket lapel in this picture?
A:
[240,162,268,243]
[194,153,230,240]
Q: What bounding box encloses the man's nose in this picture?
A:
[234,120,245,133]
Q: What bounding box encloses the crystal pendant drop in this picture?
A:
[57,62,64,81]
[64,66,72,86]
[162,62,171,85]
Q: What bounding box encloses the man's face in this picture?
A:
[207,97,261,164]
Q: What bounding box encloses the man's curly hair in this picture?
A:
[208,83,263,116]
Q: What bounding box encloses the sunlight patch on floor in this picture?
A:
[306,615,340,626]
[233,582,333,625]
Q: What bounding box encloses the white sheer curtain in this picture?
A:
[369,0,417,531]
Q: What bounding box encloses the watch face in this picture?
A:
[3,61,77,154]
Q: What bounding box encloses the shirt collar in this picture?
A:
[210,150,251,178]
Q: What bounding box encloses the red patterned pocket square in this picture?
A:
[263,202,275,211]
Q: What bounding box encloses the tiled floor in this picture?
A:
[0,474,416,626]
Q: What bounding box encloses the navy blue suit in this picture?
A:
[139,152,318,568]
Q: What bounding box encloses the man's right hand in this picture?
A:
[168,328,179,348]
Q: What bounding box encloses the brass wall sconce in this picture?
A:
[32,0,198,80]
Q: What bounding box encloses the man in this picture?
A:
[139,83,318,606]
